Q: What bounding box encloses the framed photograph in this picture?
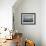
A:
[21,13,36,25]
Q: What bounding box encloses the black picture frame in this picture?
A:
[21,13,36,25]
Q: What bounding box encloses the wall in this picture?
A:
[41,0,46,46]
[0,0,16,30]
[13,0,41,46]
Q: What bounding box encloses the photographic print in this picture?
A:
[21,13,36,25]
